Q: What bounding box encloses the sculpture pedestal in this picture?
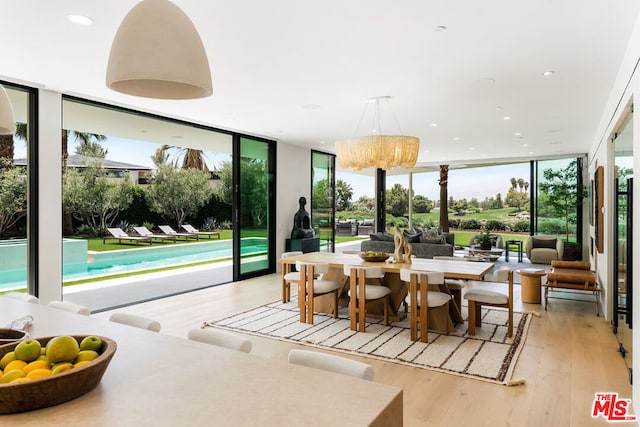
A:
[286,237,320,253]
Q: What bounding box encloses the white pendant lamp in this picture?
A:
[106,0,213,99]
[0,85,16,135]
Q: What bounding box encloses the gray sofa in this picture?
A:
[360,239,454,259]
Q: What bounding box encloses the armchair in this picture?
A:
[525,235,563,264]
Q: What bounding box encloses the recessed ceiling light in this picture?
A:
[66,14,94,25]
[543,70,555,77]
[523,143,529,147]
[319,141,326,145]
[302,104,321,110]
[431,123,437,127]
[529,151,534,155]
[453,137,460,141]
[469,147,475,151]
[435,25,447,32]
[495,106,503,110]
[514,132,521,136]
[503,116,512,120]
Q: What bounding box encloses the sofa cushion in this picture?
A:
[369,232,394,242]
[532,237,556,248]
[403,230,421,243]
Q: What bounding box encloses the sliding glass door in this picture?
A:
[311,151,335,252]
[234,136,275,278]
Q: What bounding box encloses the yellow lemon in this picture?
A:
[10,377,31,384]
[51,362,74,375]
[0,351,16,370]
[3,360,27,373]
[0,369,26,383]
[45,336,79,363]
[74,360,90,368]
[26,368,52,380]
[23,360,51,374]
[74,350,99,364]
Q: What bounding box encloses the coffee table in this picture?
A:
[466,246,504,262]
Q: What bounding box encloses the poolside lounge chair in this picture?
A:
[181,224,221,239]
[133,226,177,243]
[159,225,199,240]
[104,227,153,245]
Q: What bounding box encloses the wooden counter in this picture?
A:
[0,297,403,426]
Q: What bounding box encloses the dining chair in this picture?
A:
[188,328,252,353]
[47,300,91,316]
[3,292,39,304]
[400,269,451,343]
[432,256,468,310]
[288,349,374,381]
[281,251,303,303]
[343,265,391,332]
[464,270,514,338]
[297,261,342,324]
[109,312,161,332]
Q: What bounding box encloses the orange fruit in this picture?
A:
[26,368,52,380]
[0,369,25,383]
[3,360,27,373]
[23,360,51,374]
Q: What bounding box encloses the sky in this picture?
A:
[338,163,530,201]
[14,134,531,202]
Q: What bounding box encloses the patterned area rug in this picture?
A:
[203,298,532,386]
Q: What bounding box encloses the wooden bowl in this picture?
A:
[0,328,28,345]
[0,335,117,414]
[359,252,389,263]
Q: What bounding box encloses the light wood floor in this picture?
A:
[93,274,632,426]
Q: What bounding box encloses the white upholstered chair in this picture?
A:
[188,328,252,353]
[464,270,514,338]
[109,312,161,332]
[343,265,391,332]
[432,256,468,310]
[47,300,91,316]
[400,269,451,342]
[296,260,342,324]
[281,251,303,303]
[4,292,39,304]
[288,349,374,381]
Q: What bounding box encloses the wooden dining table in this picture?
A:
[0,297,402,426]
[280,252,495,327]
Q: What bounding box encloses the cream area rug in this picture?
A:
[203,298,532,386]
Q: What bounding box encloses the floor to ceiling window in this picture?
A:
[0,83,33,296]
[612,106,633,381]
[60,97,237,310]
[311,151,335,252]
[235,136,275,277]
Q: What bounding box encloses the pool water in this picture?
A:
[0,238,267,290]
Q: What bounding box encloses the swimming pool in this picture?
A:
[0,238,267,290]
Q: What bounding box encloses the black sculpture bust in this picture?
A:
[291,196,314,239]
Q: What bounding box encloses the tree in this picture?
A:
[353,195,375,213]
[538,159,586,241]
[439,165,449,232]
[145,163,213,228]
[155,145,210,171]
[75,140,108,158]
[517,178,525,192]
[62,158,133,235]
[335,179,353,211]
[505,188,528,211]
[312,178,331,210]
[412,195,432,213]
[386,183,409,218]
[510,177,517,191]
[0,158,27,237]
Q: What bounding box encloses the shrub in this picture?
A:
[76,224,95,236]
[484,219,508,231]
[459,219,482,230]
[537,219,566,235]
[117,220,130,232]
[511,220,530,232]
[142,221,155,231]
[448,218,460,229]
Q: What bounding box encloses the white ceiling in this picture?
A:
[1,1,639,170]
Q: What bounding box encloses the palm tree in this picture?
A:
[510,177,517,191]
[156,145,209,171]
[439,165,449,232]
[524,181,529,192]
[0,123,27,169]
[517,178,525,192]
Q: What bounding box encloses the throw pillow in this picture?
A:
[423,237,444,244]
[403,230,421,243]
[532,237,556,249]
[369,232,394,242]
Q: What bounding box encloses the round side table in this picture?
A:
[516,269,547,304]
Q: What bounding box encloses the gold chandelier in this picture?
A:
[336,96,419,171]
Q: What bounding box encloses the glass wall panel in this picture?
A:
[534,157,583,252]
[60,98,233,311]
[311,151,335,252]
[237,136,274,276]
[613,110,633,378]
[0,85,30,296]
